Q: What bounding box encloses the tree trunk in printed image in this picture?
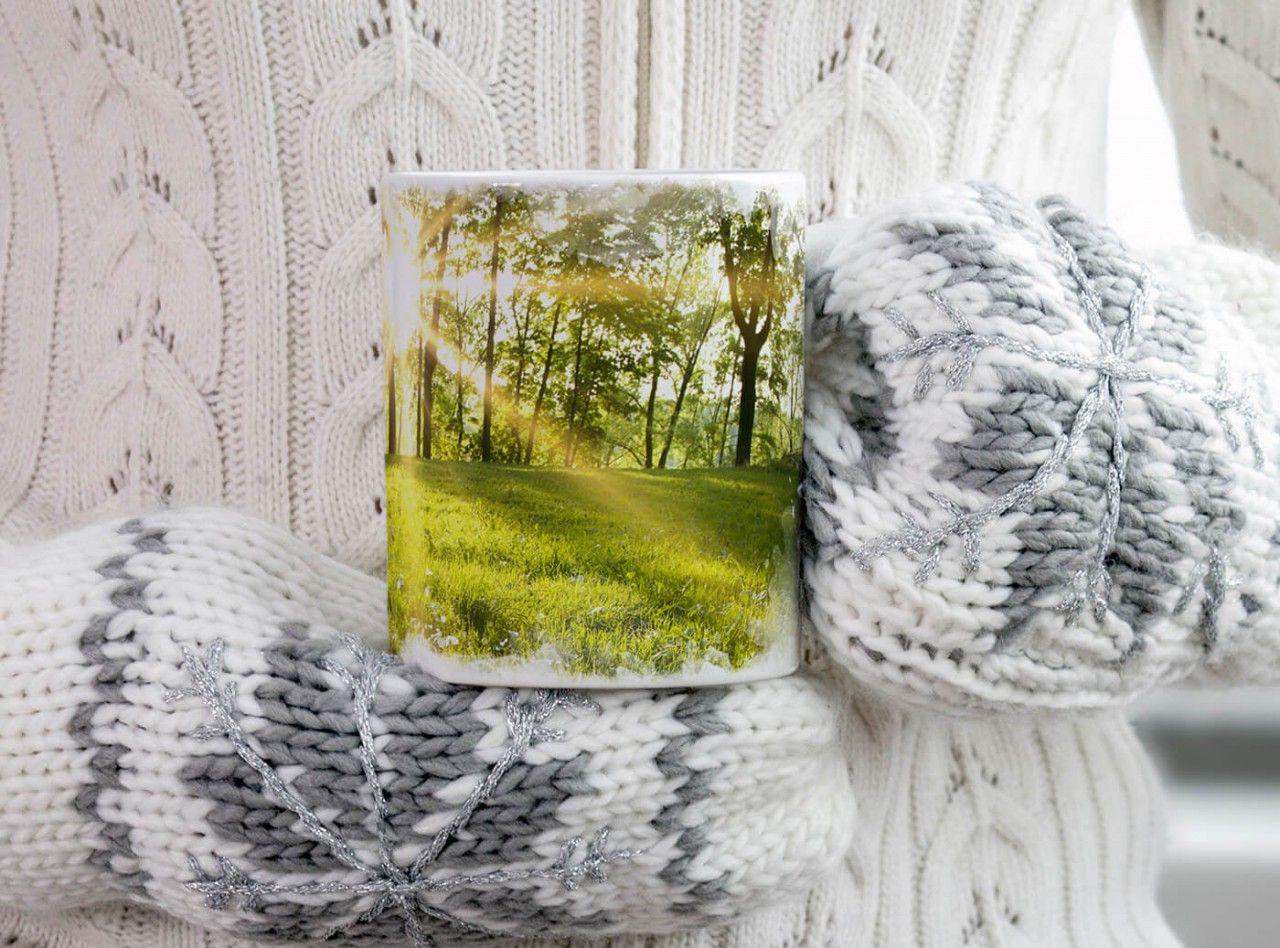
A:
[717,349,739,467]
[720,205,777,467]
[481,195,504,462]
[422,215,452,459]
[525,301,562,464]
[455,309,468,456]
[512,296,534,403]
[647,253,695,469]
[570,378,596,468]
[414,335,425,457]
[660,288,718,469]
[508,296,534,448]
[734,337,763,465]
[564,316,585,466]
[386,349,397,455]
[643,351,660,468]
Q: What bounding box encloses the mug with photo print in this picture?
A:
[381,170,805,687]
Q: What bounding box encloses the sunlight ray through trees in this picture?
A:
[382,174,804,683]
[385,180,803,472]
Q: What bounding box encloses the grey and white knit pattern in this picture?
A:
[803,182,1280,712]
[0,509,851,944]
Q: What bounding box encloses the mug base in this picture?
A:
[398,637,801,690]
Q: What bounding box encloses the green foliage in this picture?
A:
[385,180,804,472]
[386,456,797,677]
[383,179,803,676]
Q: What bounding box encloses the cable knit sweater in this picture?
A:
[2,1,1280,946]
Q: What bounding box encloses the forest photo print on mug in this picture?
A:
[382,171,805,688]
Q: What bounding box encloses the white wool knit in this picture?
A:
[0,1,1278,946]
[804,185,1280,713]
[0,0,1128,553]
[1136,0,1280,251]
[0,509,855,943]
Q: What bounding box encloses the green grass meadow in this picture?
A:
[386,457,797,678]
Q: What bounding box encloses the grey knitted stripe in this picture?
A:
[69,517,168,895]
[182,626,610,941]
[804,185,1257,664]
[178,625,384,942]
[1029,197,1239,641]
[654,689,731,912]
[183,626,380,874]
[387,663,603,933]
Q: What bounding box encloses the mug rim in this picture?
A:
[383,168,804,188]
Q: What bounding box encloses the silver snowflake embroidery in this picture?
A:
[856,229,1264,638]
[165,636,640,945]
[1173,547,1241,648]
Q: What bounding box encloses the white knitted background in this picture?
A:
[0,0,1125,557]
[17,192,1280,946]
[1,2,1279,947]
[805,186,1280,713]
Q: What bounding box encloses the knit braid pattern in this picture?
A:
[803,182,1280,712]
[1136,0,1280,250]
[0,0,1127,559]
[0,508,851,945]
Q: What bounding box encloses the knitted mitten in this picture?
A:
[803,182,1280,712]
[0,508,852,944]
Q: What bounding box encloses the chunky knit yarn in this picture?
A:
[0,508,852,944]
[12,185,1280,947]
[2,2,1280,946]
[803,183,1280,713]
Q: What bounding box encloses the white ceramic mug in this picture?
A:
[381,170,805,688]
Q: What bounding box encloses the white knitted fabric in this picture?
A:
[15,192,1280,947]
[804,184,1280,713]
[0,509,854,944]
[0,1,1278,946]
[1137,0,1280,251]
[0,0,1126,555]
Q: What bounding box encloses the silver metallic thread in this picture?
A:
[166,639,640,947]
[859,222,1259,648]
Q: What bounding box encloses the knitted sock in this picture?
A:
[803,182,1280,712]
[0,508,852,943]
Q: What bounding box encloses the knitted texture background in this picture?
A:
[0,0,1125,559]
[1137,0,1280,250]
[1,2,1278,946]
[803,183,1280,713]
[15,184,1280,944]
[0,509,852,944]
